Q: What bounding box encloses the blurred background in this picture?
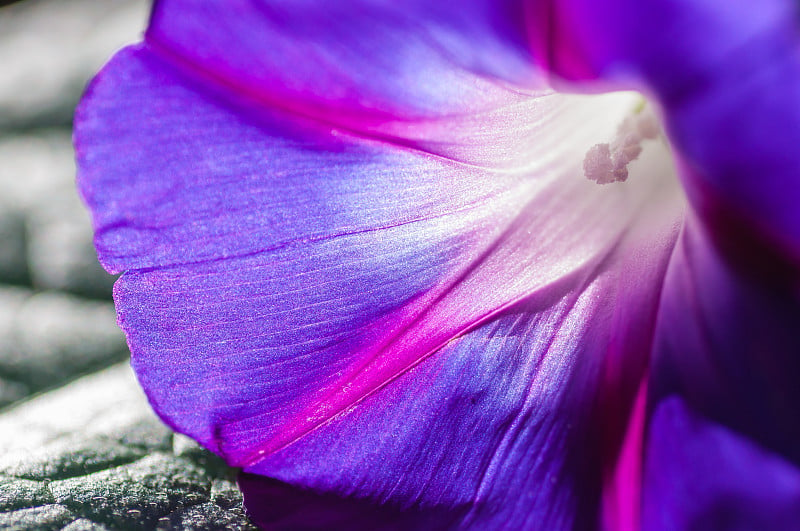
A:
[0,1,256,528]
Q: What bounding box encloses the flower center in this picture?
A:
[583,101,661,185]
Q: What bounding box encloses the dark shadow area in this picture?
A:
[239,473,471,531]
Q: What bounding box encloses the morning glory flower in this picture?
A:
[75,0,800,529]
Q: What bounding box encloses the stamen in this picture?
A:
[584,103,661,185]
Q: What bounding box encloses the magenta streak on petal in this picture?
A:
[602,376,647,531]
[76,46,644,275]
[146,0,540,116]
[143,28,584,173]
[243,190,682,528]
[234,217,621,466]
[229,162,682,471]
[77,49,526,273]
[143,0,593,171]
[142,35,483,169]
[223,199,645,466]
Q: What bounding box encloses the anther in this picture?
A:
[584,103,661,185]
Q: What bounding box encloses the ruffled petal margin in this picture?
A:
[77,0,800,528]
[75,11,684,527]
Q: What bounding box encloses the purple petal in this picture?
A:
[644,397,800,530]
[644,215,800,527]
[75,23,685,528]
[240,217,680,528]
[144,0,549,170]
[147,0,537,117]
[534,0,800,268]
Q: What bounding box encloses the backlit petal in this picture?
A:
[75,23,684,528]
[534,0,800,267]
[238,210,681,528]
[146,0,546,169]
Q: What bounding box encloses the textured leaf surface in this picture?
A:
[0,365,256,530]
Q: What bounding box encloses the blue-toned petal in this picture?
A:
[241,211,680,529]
[535,0,800,268]
[75,29,684,529]
[644,214,800,527]
[644,397,800,530]
[145,0,551,170]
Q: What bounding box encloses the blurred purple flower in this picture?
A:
[75,0,800,529]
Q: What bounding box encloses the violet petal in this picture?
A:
[644,214,800,528]
[644,397,800,530]
[74,26,685,528]
[532,0,800,269]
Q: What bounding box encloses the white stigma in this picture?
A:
[584,103,661,185]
